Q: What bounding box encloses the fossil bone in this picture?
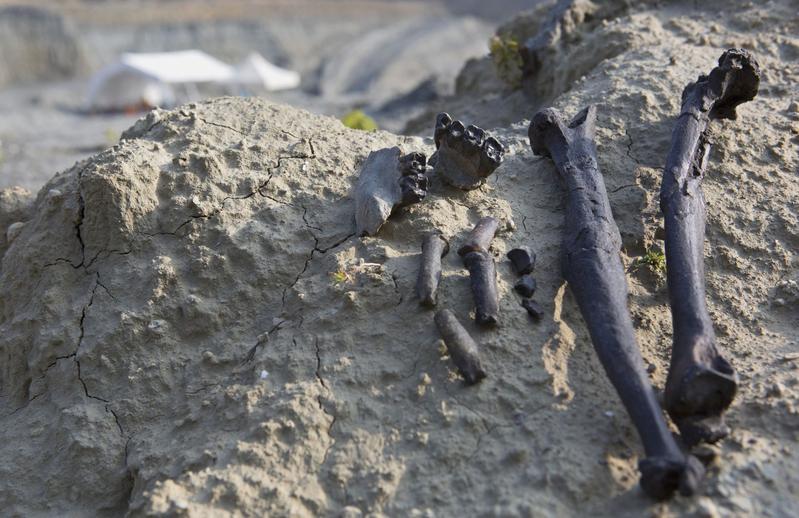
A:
[434,309,487,384]
[432,113,504,190]
[521,298,544,320]
[457,216,499,256]
[529,105,704,499]
[354,147,428,236]
[507,247,536,275]
[660,48,759,446]
[416,232,450,307]
[514,275,537,298]
[463,250,499,327]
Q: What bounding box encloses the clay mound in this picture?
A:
[1,1,799,516]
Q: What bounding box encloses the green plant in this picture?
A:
[632,248,667,275]
[330,270,350,285]
[489,35,523,88]
[341,110,378,131]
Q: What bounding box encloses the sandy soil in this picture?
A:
[0,0,798,516]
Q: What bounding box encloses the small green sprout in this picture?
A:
[341,110,378,131]
[489,35,523,88]
[330,270,350,285]
[633,248,667,275]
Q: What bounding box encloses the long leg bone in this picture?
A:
[433,113,505,190]
[660,49,759,446]
[416,232,450,307]
[435,309,487,384]
[354,147,428,236]
[529,105,703,499]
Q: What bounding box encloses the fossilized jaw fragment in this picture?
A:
[416,232,449,307]
[660,48,759,446]
[434,309,486,384]
[530,105,704,500]
[354,147,429,236]
[432,112,504,190]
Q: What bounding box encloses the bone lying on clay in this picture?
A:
[463,250,499,326]
[457,216,499,256]
[432,113,504,190]
[529,105,704,500]
[660,48,759,446]
[416,232,450,307]
[434,309,487,385]
[354,147,429,236]
[507,247,536,275]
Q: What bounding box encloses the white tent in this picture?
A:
[231,52,301,92]
[86,50,235,112]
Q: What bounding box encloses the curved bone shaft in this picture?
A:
[530,105,703,499]
[416,232,449,307]
[434,309,486,384]
[354,147,428,236]
[660,49,759,445]
[457,216,499,256]
[463,250,499,326]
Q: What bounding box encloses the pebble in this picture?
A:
[507,247,536,275]
[646,363,657,374]
[514,275,537,298]
[521,299,544,320]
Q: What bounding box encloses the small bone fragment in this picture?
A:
[529,105,703,499]
[432,112,504,190]
[463,250,499,326]
[514,275,537,298]
[507,247,536,275]
[434,309,487,384]
[521,299,544,320]
[457,216,499,256]
[416,232,450,307]
[660,49,759,446]
[354,147,428,236]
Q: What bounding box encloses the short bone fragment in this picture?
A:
[416,232,450,307]
[529,105,703,500]
[660,49,759,446]
[432,113,505,190]
[457,216,499,256]
[354,147,428,236]
[434,309,487,384]
[507,247,536,275]
[463,250,499,327]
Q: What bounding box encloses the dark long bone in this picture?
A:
[416,232,450,307]
[529,105,703,499]
[463,250,499,327]
[660,49,759,446]
[435,309,487,384]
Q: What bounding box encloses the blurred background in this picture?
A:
[0,0,536,190]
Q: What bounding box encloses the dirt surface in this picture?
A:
[0,0,798,516]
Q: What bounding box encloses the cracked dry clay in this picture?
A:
[1,0,799,514]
